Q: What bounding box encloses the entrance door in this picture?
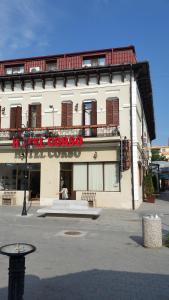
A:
[29,170,40,200]
[60,163,73,199]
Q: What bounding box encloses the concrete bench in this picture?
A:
[37,200,102,219]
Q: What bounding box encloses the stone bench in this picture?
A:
[37,200,102,219]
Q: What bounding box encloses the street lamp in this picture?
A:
[21,139,28,216]
[49,105,54,126]
[20,125,29,216]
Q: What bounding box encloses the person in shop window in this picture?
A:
[60,184,69,200]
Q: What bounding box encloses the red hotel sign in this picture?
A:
[12,136,83,148]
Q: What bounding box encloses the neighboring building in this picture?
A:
[0,45,155,209]
[160,147,169,161]
[151,145,169,161]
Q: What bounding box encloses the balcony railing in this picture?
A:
[0,124,120,141]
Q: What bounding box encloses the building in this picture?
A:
[151,145,169,161]
[0,45,155,209]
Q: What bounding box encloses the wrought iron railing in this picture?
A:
[0,124,120,141]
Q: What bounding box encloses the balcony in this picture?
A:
[0,125,120,143]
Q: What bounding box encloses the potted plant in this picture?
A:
[143,173,155,203]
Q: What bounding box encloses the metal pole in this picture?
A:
[21,140,28,216]
[52,107,54,127]
[8,256,25,300]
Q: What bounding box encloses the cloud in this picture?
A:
[0,0,47,58]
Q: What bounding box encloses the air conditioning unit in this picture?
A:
[30,67,40,73]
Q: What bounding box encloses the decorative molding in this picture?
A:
[8,97,23,101]
[105,89,120,94]
[30,95,42,100]
[80,91,98,96]
[122,104,130,108]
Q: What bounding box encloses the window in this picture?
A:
[5,65,24,75]
[10,106,22,129]
[28,104,41,128]
[73,164,87,190]
[61,101,73,127]
[82,56,106,67]
[104,163,119,191]
[138,163,142,186]
[89,163,103,191]
[73,162,120,191]
[106,98,119,126]
[29,67,40,73]
[0,163,40,191]
[82,100,97,136]
[46,61,57,71]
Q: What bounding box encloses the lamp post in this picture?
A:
[20,125,29,216]
[21,138,28,216]
[49,105,54,126]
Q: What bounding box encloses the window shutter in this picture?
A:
[66,102,73,126]
[106,98,119,126]
[28,104,32,127]
[36,104,41,127]
[61,102,67,126]
[106,99,113,125]
[10,107,17,128]
[82,102,85,136]
[61,102,72,126]
[16,106,22,128]
[82,102,85,126]
[91,100,97,136]
[10,106,22,128]
[112,98,119,126]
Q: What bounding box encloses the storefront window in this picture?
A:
[104,163,119,191]
[0,163,40,192]
[89,163,103,191]
[73,162,120,192]
[73,163,87,191]
[0,164,17,190]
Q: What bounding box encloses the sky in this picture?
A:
[0,0,168,146]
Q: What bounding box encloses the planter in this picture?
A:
[145,195,155,203]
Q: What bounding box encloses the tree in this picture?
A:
[151,149,167,161]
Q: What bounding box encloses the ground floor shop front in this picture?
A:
[0,141,138,209]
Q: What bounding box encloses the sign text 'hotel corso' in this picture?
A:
[12,135,83,148]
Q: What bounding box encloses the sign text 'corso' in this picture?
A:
[12,136,83,148]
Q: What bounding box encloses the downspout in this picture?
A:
[141,94,144,202]
[129,65,135,210]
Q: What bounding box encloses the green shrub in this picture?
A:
[164,233,169,247]
[144,173,154,197]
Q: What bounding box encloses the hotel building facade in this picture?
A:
[0,46,155,209]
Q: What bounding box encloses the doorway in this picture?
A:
[29,170,40,200]
[60,163,74,199]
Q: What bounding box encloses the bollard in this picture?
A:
[0,243,36,300]
[142,215,162,248]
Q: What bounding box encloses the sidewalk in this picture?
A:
[0,192,169,299]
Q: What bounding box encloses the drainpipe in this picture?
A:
[141,93,144,202]
[129,65,135,210]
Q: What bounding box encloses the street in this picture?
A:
[0,192,169,299]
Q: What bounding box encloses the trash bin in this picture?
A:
[142,215,162,248]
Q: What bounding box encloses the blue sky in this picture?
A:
[0,0,168,145]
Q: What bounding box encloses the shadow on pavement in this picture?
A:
[0,269,169,299]
[130,235,143,246]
